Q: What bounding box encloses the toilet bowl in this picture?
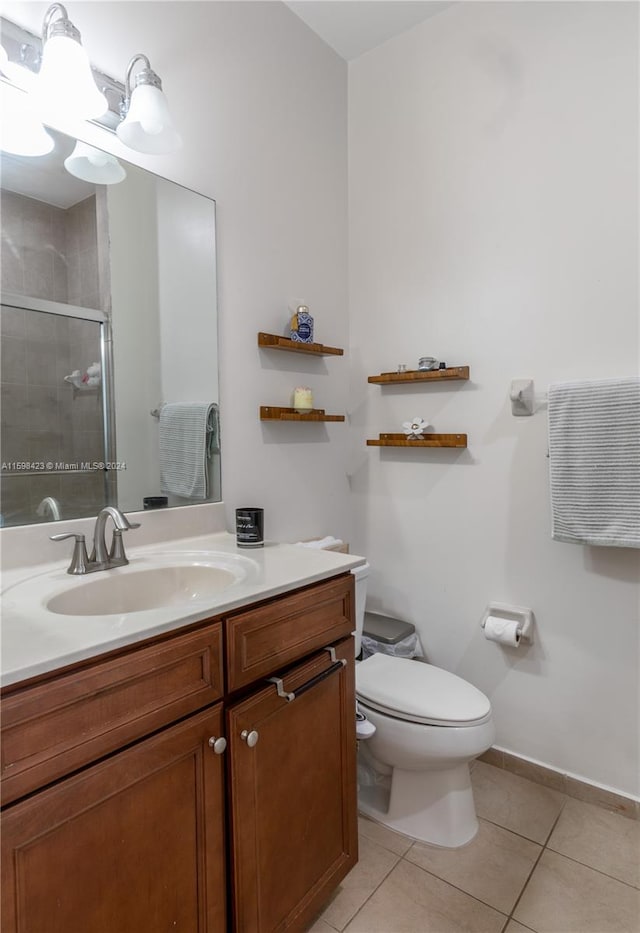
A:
[351,564,495,848]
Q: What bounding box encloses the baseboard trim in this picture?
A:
[478,747,639,820]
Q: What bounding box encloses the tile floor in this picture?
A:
[308,761,640,933]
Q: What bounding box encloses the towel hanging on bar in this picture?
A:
[548,377,640,548]
[159,402,219,499]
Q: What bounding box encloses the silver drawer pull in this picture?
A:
[267,655,346,704]
[208,736,227,754]
[241,729,259,747]
[324,646,347,666]
[266,676,295,702]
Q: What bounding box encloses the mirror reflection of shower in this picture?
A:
[0,303,114,527]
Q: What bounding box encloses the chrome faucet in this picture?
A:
[90,506,140,565]
[37,496,62,521]
[51,507,141,575]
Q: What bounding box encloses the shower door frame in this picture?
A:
[1,291,117,516]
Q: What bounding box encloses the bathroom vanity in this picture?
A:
[0,532,361,933]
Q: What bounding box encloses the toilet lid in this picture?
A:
[356,654,491,726]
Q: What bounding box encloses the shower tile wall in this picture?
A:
[1,189,102,311]
[1,191,107,526]
[1,307,107,525]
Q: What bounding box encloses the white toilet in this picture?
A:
[352,564,495,848]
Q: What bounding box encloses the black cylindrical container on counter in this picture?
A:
[236,507,264,548]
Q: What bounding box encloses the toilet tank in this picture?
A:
[350,562,370,655]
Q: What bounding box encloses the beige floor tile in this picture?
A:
[504,922,535,933]
[358,816,414,856]
[514,850,640,933]
[306,918,338,933]
[319,835,400,931]
[472,761,566,844]
[548,797,640,888]
[343,859,506,933]
[405,818,541,913]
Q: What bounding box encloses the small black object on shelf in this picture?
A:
[143,496,168,509]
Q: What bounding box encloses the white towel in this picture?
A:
[159,402,219,499]
[548,378,640,548]
[295,536,344,549]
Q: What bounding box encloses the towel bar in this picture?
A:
[151,404,216,432]
[510,379,548,416]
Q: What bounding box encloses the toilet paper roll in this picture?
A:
[483,616,521,647]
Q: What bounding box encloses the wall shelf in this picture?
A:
[258,332,344,357]
[260,406,345,423]
[367,433,467,448]
[368,366,469,385]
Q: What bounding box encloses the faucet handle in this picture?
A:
[116,511,141,531]
[50,533,91,575]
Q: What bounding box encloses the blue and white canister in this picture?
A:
[290,305,314,344]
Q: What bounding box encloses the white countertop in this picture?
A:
[1,531,365,688]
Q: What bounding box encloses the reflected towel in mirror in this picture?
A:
[159,402,219,499]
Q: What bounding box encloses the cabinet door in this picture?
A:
[1,706,226,933]
[228,639,357,933]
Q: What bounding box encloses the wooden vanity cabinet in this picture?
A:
[2,705,227,933]
[0,571,357,933]
[228,637,357,932]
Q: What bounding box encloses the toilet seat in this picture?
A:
[356,654,492,727]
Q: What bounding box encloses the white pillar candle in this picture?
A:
[293,386,313,412]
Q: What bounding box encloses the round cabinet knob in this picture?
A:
[241,729,259,748]
[208,736,227,755]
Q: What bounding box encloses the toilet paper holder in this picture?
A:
[480,602,533,642]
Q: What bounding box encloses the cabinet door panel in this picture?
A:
[228,639,357,933]
[1,706,226,933]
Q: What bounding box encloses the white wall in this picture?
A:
[3,1,351,545]
[349,1,639,796]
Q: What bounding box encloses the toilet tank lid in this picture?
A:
[356,654,491,725]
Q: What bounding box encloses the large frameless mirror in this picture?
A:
[0,126,220,527]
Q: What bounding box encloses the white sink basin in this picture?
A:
[3,550,258,619]
[47,563,239,616]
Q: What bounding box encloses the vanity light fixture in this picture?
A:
[32,3,107,123]
[116,53,182,154]
[64,140,126,184]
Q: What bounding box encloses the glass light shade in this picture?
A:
[0,83,54,156]
[116,84,182,154]
[64,141,126,184]
[33,34,107,121]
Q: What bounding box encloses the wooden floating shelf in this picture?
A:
[367,433,467,448]
[260,406,345,423]
[258,333,344,356]
[368,366,469,385]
